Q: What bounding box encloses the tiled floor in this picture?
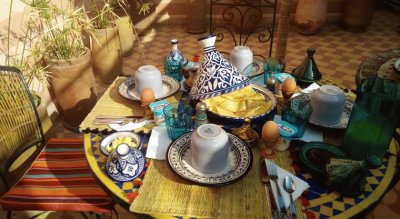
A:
[1,9,399,219]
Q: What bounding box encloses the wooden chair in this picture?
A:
[0,66,114,219]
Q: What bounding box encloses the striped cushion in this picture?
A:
[0,138,113,213]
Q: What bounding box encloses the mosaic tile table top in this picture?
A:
[291,139,399,219]
[84,133,151,209]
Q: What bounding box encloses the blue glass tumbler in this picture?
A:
[163,102,193,141]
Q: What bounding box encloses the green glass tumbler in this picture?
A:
[341,77,400,160]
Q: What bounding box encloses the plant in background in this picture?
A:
[133,0,154,15]
[3,0,93,82]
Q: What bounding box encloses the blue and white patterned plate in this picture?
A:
[291,93,353,129]
[105,147,146,182]
[118,75,180,101]
[167,132,252,186]
[243,58,264,78]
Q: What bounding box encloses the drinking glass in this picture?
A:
[163,102,193,140]
[263,57,285,84]
[163,56,184,82]
[341,77,400,160]
[282,95,313,138]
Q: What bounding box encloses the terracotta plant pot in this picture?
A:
[90,26,122,84]
[115,5,135,56]
[342,0,377,32]
[294,0,328,34]
[186,0,207,34]
[47,47,98,129]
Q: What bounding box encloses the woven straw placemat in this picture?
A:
[130,146,305,219]
[79,77,181,132]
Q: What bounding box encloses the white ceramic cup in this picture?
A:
[190,124,232,174]
[134,65,163,98]
[229,46,253,74]
[310,85,346,126]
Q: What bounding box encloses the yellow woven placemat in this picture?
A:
[79,76,181,132]
[130,146,305,219]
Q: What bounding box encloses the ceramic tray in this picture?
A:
[243,58,264,78]
[118,75,180,101]
[100,132,142,156]
[292,93,353,129]
[167,132,252,186]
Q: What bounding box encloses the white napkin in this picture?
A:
[145,126,172,160]
[108,120,153,132]
[264,159,310,209]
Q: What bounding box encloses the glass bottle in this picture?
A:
[292,48,322,87]
[163,39,185,82]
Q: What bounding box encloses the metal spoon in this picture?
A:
[283,176,297,219]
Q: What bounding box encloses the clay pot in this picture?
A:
[294,0,328,34]
[186,0,207,34]
[90,26,122,84]
[47,47,98,129]
[343,0,377,32]
[114,5,135,56]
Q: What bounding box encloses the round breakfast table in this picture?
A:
[81,76,399,218]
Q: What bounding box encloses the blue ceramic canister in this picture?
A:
[276,120,298,151]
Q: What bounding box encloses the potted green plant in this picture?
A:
[18,0,98,129]
[128,0,156,36]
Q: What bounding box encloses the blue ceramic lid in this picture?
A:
[190,35,250,100]
[275,73,294,83]
[277,120,298,138]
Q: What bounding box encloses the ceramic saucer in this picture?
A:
[118,75,180,101]
[291,94,353,129]
[393,58,400,74]
[243,58,264,78]
[167,132,253,186]
[105,146,146,182]
[100,132,142,156]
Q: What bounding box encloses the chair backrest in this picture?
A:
[0,66,45,170]
[209,0,278,59]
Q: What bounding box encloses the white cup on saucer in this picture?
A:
[310,85,346,126]
[190,124,232,174]
[229,46,253,74]
[134,65,163,98]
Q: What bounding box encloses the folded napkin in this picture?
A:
[146,126,172,160]
[264,159,310,209]
[108,120,153,132]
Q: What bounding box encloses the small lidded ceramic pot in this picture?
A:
[310,85,346,126]
[134,65,163,98]
[190,124,231,174]
[229,46,253,74]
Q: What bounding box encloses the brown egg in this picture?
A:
[281,78,297,99]
[261,121,280,142]
[140,88,155,104]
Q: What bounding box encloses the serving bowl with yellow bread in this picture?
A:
[204,83,277,131]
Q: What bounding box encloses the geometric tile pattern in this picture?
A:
[89,134,150,199]
[290,142,398,219]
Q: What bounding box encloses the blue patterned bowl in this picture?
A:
[190,35,250,100]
